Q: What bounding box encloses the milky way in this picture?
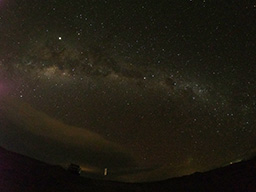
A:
[0,0,255,182]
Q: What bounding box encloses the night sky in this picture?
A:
[0,0,256,182]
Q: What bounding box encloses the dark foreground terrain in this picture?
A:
[0,147,256,192]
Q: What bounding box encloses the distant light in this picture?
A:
[104,168,108,176]
[58,36,62,40]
